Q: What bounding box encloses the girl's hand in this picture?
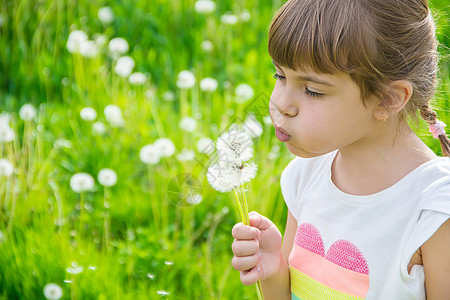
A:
[231,211,284,286]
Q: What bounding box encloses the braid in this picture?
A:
[420,105,450,157]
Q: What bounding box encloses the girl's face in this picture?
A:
[269,62,379,158]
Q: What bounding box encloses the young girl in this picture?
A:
[231,0,450,299]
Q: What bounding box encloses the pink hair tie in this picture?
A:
[429,120,446,139]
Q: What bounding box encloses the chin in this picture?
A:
[286,143,332,159]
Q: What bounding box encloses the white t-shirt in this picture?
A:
[280,150,450,300]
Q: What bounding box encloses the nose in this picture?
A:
[270,89,298,117]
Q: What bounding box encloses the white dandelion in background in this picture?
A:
[93,34,108,47]
[109,37,129,56]
[179,116,197,132]
[176,148,195,162]
[186,193,202,205]
[97,169,117,187]
[201,40,214,52]
[66,30,88,53]
[156,290,170,296]
[98,6,114,24]
[88,265,98,271]
[80,107,97,121]
[19,103,37,121]
[243,115,263,138]
[194,0,216,14]
[0,159,13,177]
[216,129,253,163]
[104,105,124,127]
[53,139,72,149]
[114,56,135,77]
[220,12,238,25]
[199,77,218,92]
[239,9,251,22]
[78,40,98,58]
[235,83,254,103]
[263,115,272,125]
[176,70,196,89]
[146,273,155,279]
[162,91,176,102]
[66,262,84,274]
[196,137,214,153]
[92,121,106,135]
[153,138,176,157]
[0,125,14,143]
[128,72,147,85]
[69,173,94,193]
[43,283,63,300]
[139,144,160,165]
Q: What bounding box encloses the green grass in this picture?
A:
[0,0,449,299]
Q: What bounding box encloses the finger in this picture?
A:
[249,211,274,231]
[240,265,261,286]
[232,239,259,257]
[232,253,261,271]
[232,223,260,240]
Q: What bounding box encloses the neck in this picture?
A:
[331,121,437,195]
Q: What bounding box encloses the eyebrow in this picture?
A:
[272,60,335,87]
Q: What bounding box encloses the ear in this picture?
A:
[373,80,413,121]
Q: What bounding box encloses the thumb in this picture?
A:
[248,211,275,231]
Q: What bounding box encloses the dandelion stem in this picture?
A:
[104,187,111,252]
[79,193,84,237]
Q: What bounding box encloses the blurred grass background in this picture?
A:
[0,0,448,299]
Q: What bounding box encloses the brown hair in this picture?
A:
[268,0,450,156]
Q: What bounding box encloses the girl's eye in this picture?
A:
[272,73,285,80]
[305,87,325,98]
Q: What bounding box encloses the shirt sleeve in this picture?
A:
[400,179,450,280]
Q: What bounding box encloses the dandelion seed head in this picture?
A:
[156,290,170,296]
[78,40,99,58]
[98,6,114,24]
[164,261,174,265]
[162,91,176,102]
[69,173,94,193]
[195,0,216,14]
[220,12,238,25]
[80,107,97,121]
[0,159,13,177]
[66,262,84,274]
[0,126,14,143]
[115,56,135,77]
[216,130,253,163]
[104,105,124,127]
[139,144,161,165]
[176,148,195,162]
[176,70,196,89]
[88,265,97,271]
[201,40,214,52]
[63,280,72,284]
[66,30,88,53]
[235,83,254,103]
[93,34,108,47]
[199,77,218,92]
[97,168,117,187]
[243,115,263,138]
[186,193,202,205]
[154,138,176,158]
[53,139,72,149]
[128,72,147,85]
[146,273,155,279]
[109,38,129,55]
[263,115,272,125]
[19,104,37,121]
[179,117,197,132]
[207,161,257,193]
[92,121,106,135]
[239,9,251,22]
[43,283,63,300]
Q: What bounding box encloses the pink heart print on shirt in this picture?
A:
[289,223,370,299]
